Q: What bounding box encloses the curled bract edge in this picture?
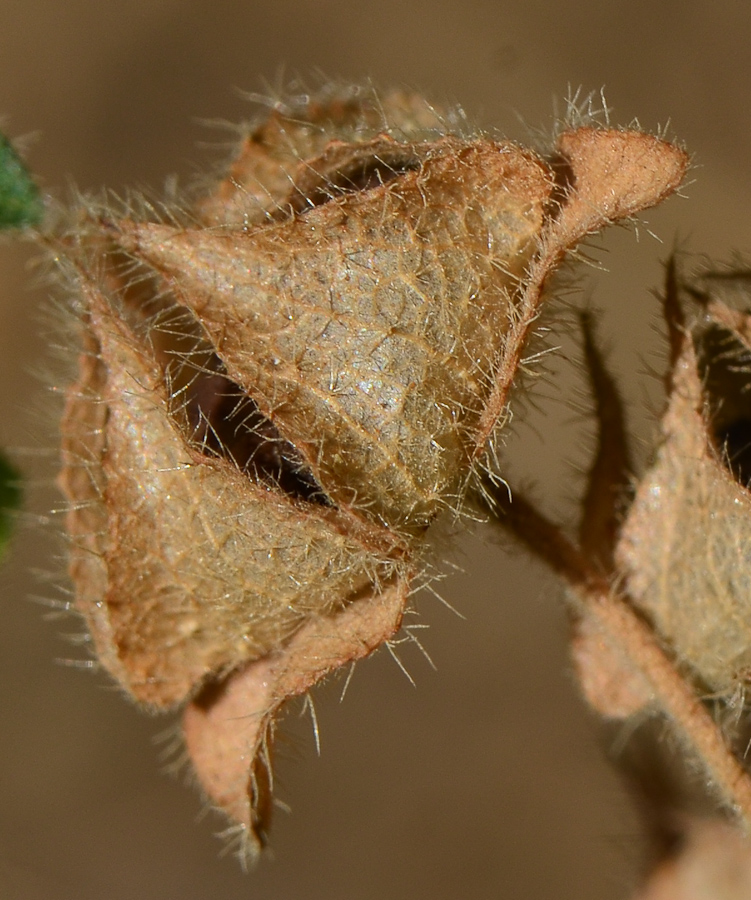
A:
[50,85,688,857]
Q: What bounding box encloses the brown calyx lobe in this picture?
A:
[114,135,554,534]
[169,141,424,504]
[195,88,458,227]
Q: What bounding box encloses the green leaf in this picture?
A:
[0,450,21,557]
[0,131,42,229]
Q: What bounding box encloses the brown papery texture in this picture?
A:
[61,278,399,706]
[113,138,552,533]
[51,85,688,855]
[183,577,407,851]
[617,299,751,694]
[58,87,557,712]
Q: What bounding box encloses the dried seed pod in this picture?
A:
[52,84,688,854]
[618,269,751,694]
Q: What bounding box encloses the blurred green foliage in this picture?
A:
[0,131,42,229]
[0,129,32,554]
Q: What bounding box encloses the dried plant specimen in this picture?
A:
[48,84,687,858]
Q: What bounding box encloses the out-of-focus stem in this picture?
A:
[486,487,751,831]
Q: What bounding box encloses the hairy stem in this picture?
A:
[485,487,751,829]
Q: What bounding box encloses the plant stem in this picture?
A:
[485,487,751,830]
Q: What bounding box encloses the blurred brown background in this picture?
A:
[1,2,751,898]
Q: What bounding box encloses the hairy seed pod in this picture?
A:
[52,84,688,855]
[618,269,751,694]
